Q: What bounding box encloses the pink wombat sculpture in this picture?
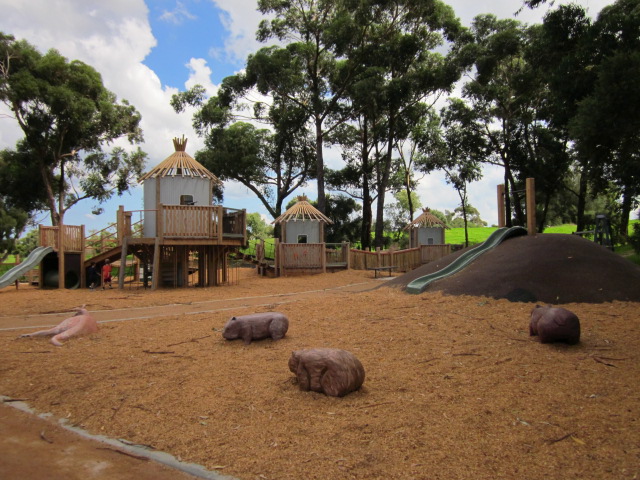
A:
[222,312,289,345]
[288,348,365,397]
[20,305,98,346]
[530,305,580,345]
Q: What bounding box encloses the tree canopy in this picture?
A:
[0,33,146,227]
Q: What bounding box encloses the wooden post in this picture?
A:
[207,246,215,286]
[119,236,128,289]
[157,204,164,238]
[275,238,281,277]
[321,243,327,273]
[58,223,65,289]
[117,205,125,245]
[217,206,224,239]
[497,184,506,228]
[242,208,247,247]
[344,242,351,270]
[80,225,86,289]
[526,177,536,235]
[152,237,161,290]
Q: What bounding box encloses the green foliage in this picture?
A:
[324,195,362,244]
[630,218,640,255]
[246,212,274,242]
[14,228,39,258]
[0,32,146,225]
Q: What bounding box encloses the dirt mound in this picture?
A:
[386,233,640,304]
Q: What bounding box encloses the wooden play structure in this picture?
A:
[37,137,247,289]
[271,197,349,275]
[497,177,536,234]
[405,208,450,247]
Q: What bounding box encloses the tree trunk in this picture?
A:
[503,168,512,228]
[315,116,326,214]
[374,111,395,248]
[538,193,551,233]
[619,188,633,240]
[576,169,588,232]
[361,121,372,250]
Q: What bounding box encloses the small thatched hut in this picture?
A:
[273,196,332,244]
[139,136,221,237]
[405,208,449,247]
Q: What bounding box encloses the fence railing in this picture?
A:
[277,243,325,274]
[39,225,84,252]
[350,244,452,272]
[326,242,350,267]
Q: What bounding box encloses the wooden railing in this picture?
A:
[350,244,452,272]
[39,225,84,252]
[277,243,325,274]
[326,242,350,267]
[160,205,222,238]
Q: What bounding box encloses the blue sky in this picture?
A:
[0,0,614,234]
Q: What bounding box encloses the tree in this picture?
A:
[352,1,464,248]
[323,194,362,244]
[246,212,274,242]
[568,0,640,239]
[0,144,47,260]
[216,0,375,214]
[456,15,546,227]
[13,228,39,258]
[418,99,484,246]
[385,190,422,246]
[0,33,146,227]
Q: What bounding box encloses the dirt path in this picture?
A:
[0,279,380,332]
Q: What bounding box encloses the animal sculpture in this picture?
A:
[530,305,580,344]
[222,312,289,345]
[288,348,365,397]
[20,305,98,346]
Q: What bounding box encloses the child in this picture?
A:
[88,262,99,290]
[102,259,113,289]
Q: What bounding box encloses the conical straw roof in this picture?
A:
[139,136,220,182]
[273,196,333,224]
[405,208,449,230]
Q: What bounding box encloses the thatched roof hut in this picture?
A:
[140,136,221,237]
[139,136,219,182]
[274,196,332,243]
[405,208,449,247]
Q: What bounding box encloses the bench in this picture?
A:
[368,266,397,278]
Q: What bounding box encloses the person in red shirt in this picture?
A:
[102,259,113,289]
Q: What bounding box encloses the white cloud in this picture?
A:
[159,1,197,25]
[0,0,202,230]
[211,0,267,63]
[185,58,219,96]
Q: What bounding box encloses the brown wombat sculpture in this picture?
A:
[288,348,365,397]
[222,312,289,344]
[530,305,580,344]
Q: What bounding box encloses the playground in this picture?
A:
[1,233,639,480]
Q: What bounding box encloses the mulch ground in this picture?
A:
[1,234,639,480]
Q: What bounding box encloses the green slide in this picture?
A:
[406,226,527,295]
[0,246,54,289]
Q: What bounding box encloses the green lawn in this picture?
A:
[445,223,638,246]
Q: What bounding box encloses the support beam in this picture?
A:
[118,236,128,289]
[152,238,161,290]
[497,184,506,228]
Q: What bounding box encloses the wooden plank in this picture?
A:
[118,236,128,289]
[152,237,161,290]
